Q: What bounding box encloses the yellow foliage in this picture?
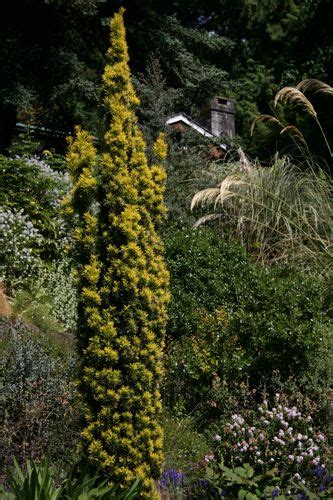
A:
[67,8,169,497]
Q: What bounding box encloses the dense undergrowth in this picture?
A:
[1,143,331,496]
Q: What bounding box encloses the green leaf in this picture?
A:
[243,464,254,478]
[238,489,247,499]
[235,467,249,479]
[266,467,278,478]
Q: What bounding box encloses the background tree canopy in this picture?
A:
[1,0,332,159]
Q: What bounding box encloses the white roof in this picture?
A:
[166,114,214,138]
[166,113,227,150]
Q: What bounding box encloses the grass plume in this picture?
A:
[191,155,333,265]
[297,79,333,97]
[274,87,317,118]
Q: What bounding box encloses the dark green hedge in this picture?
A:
[163,227,330,419]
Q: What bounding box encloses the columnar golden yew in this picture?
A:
[65,127,101,353]
[67,9,169,497]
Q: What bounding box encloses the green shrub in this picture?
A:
[12,260,77,333]
[165,227,253,340]
[229,266,330,386]
[163,228,330,422]
[0,154,70,263]
[0,208,42,287]
[1,320,79,472]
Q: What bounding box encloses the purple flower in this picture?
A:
[159,468,186,488]
[196,479,209,489]
[316,465,324,478]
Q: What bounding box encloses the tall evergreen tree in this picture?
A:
[67,9,169,497]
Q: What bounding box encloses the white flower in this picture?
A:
[214,434,221,441]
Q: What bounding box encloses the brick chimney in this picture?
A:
[199,96,235,139]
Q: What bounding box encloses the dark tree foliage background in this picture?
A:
[1,0,332,159]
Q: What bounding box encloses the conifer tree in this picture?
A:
[67,9,169,497]
[65,127,101,354]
